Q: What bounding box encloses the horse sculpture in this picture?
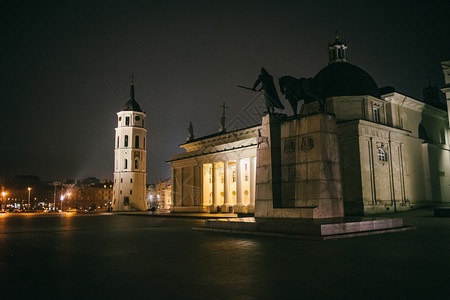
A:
[279,76,325,115]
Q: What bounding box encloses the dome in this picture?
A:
[314,62,380,98]
[122,99,142,112]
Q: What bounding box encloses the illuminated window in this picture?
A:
[232,169,236,183]
[125,117,130,126]
[244,163,249,181]
[377,148,387,162]
[124,135,129,147]
[135,159,138,169]
[221,171,224,183]
[135,135,139,148]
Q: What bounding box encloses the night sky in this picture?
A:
[1,0,449,184]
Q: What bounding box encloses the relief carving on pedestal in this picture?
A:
[284,139,296,154]
[301,136,313,152]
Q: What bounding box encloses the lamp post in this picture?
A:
[1,192,6,211]
[27,187,31,211]
[68,192,71,210]
[60,194,64,212]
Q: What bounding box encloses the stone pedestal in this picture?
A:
[255,112,344,219]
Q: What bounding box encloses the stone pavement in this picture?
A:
[0,208,449,299]
[115,210,239,219]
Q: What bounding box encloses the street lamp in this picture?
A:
[60,194,64,212]
[27,187,31,211]
[1,192,6,211]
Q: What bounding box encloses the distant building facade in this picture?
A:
[64,178,113,211]
[147,179,172,210]
[169,39,450,216]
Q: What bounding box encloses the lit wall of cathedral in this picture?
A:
[169,127,259,213]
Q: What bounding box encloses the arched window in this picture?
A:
[135,159,138,169]
[124,135,128,147]
[377,148,387,162]
[117,137,119,148]
[124,159,128,169]
[125,117,130,126]
[135,135,139,148]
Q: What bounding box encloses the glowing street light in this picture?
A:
[60,194,64,212]
[1,191,6,211]
[27,187,31,211]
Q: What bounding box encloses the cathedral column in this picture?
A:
[224,161,230,206]
[250,156,256,205]
[236,159,242,205]
[211,163,216,206]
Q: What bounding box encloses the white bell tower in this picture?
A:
[112,79,148,211]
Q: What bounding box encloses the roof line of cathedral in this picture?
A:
[167,143,257,163]
[180,123,261,146]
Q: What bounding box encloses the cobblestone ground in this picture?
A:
[0,209,449,299]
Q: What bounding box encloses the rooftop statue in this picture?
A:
[186,121,194,142]
[279,76,326,114]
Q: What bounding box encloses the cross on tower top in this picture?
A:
[220,102,229,117]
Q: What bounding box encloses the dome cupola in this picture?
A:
[122,78,142,112]
[315,33,380,98]
[328,32,348,64]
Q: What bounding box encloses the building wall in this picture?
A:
[304,91,450,215]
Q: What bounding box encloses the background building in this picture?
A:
[65,177,113,211]
[147,178,172,211]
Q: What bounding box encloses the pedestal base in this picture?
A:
[196,217,413,240]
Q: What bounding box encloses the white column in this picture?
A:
[250,156,256,205]
[236,159,242,205]
[212,163,216,206]
[224,161,230,206]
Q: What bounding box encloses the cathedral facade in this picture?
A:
[169,40,450,216]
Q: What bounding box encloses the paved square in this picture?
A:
[0,209,449,299]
